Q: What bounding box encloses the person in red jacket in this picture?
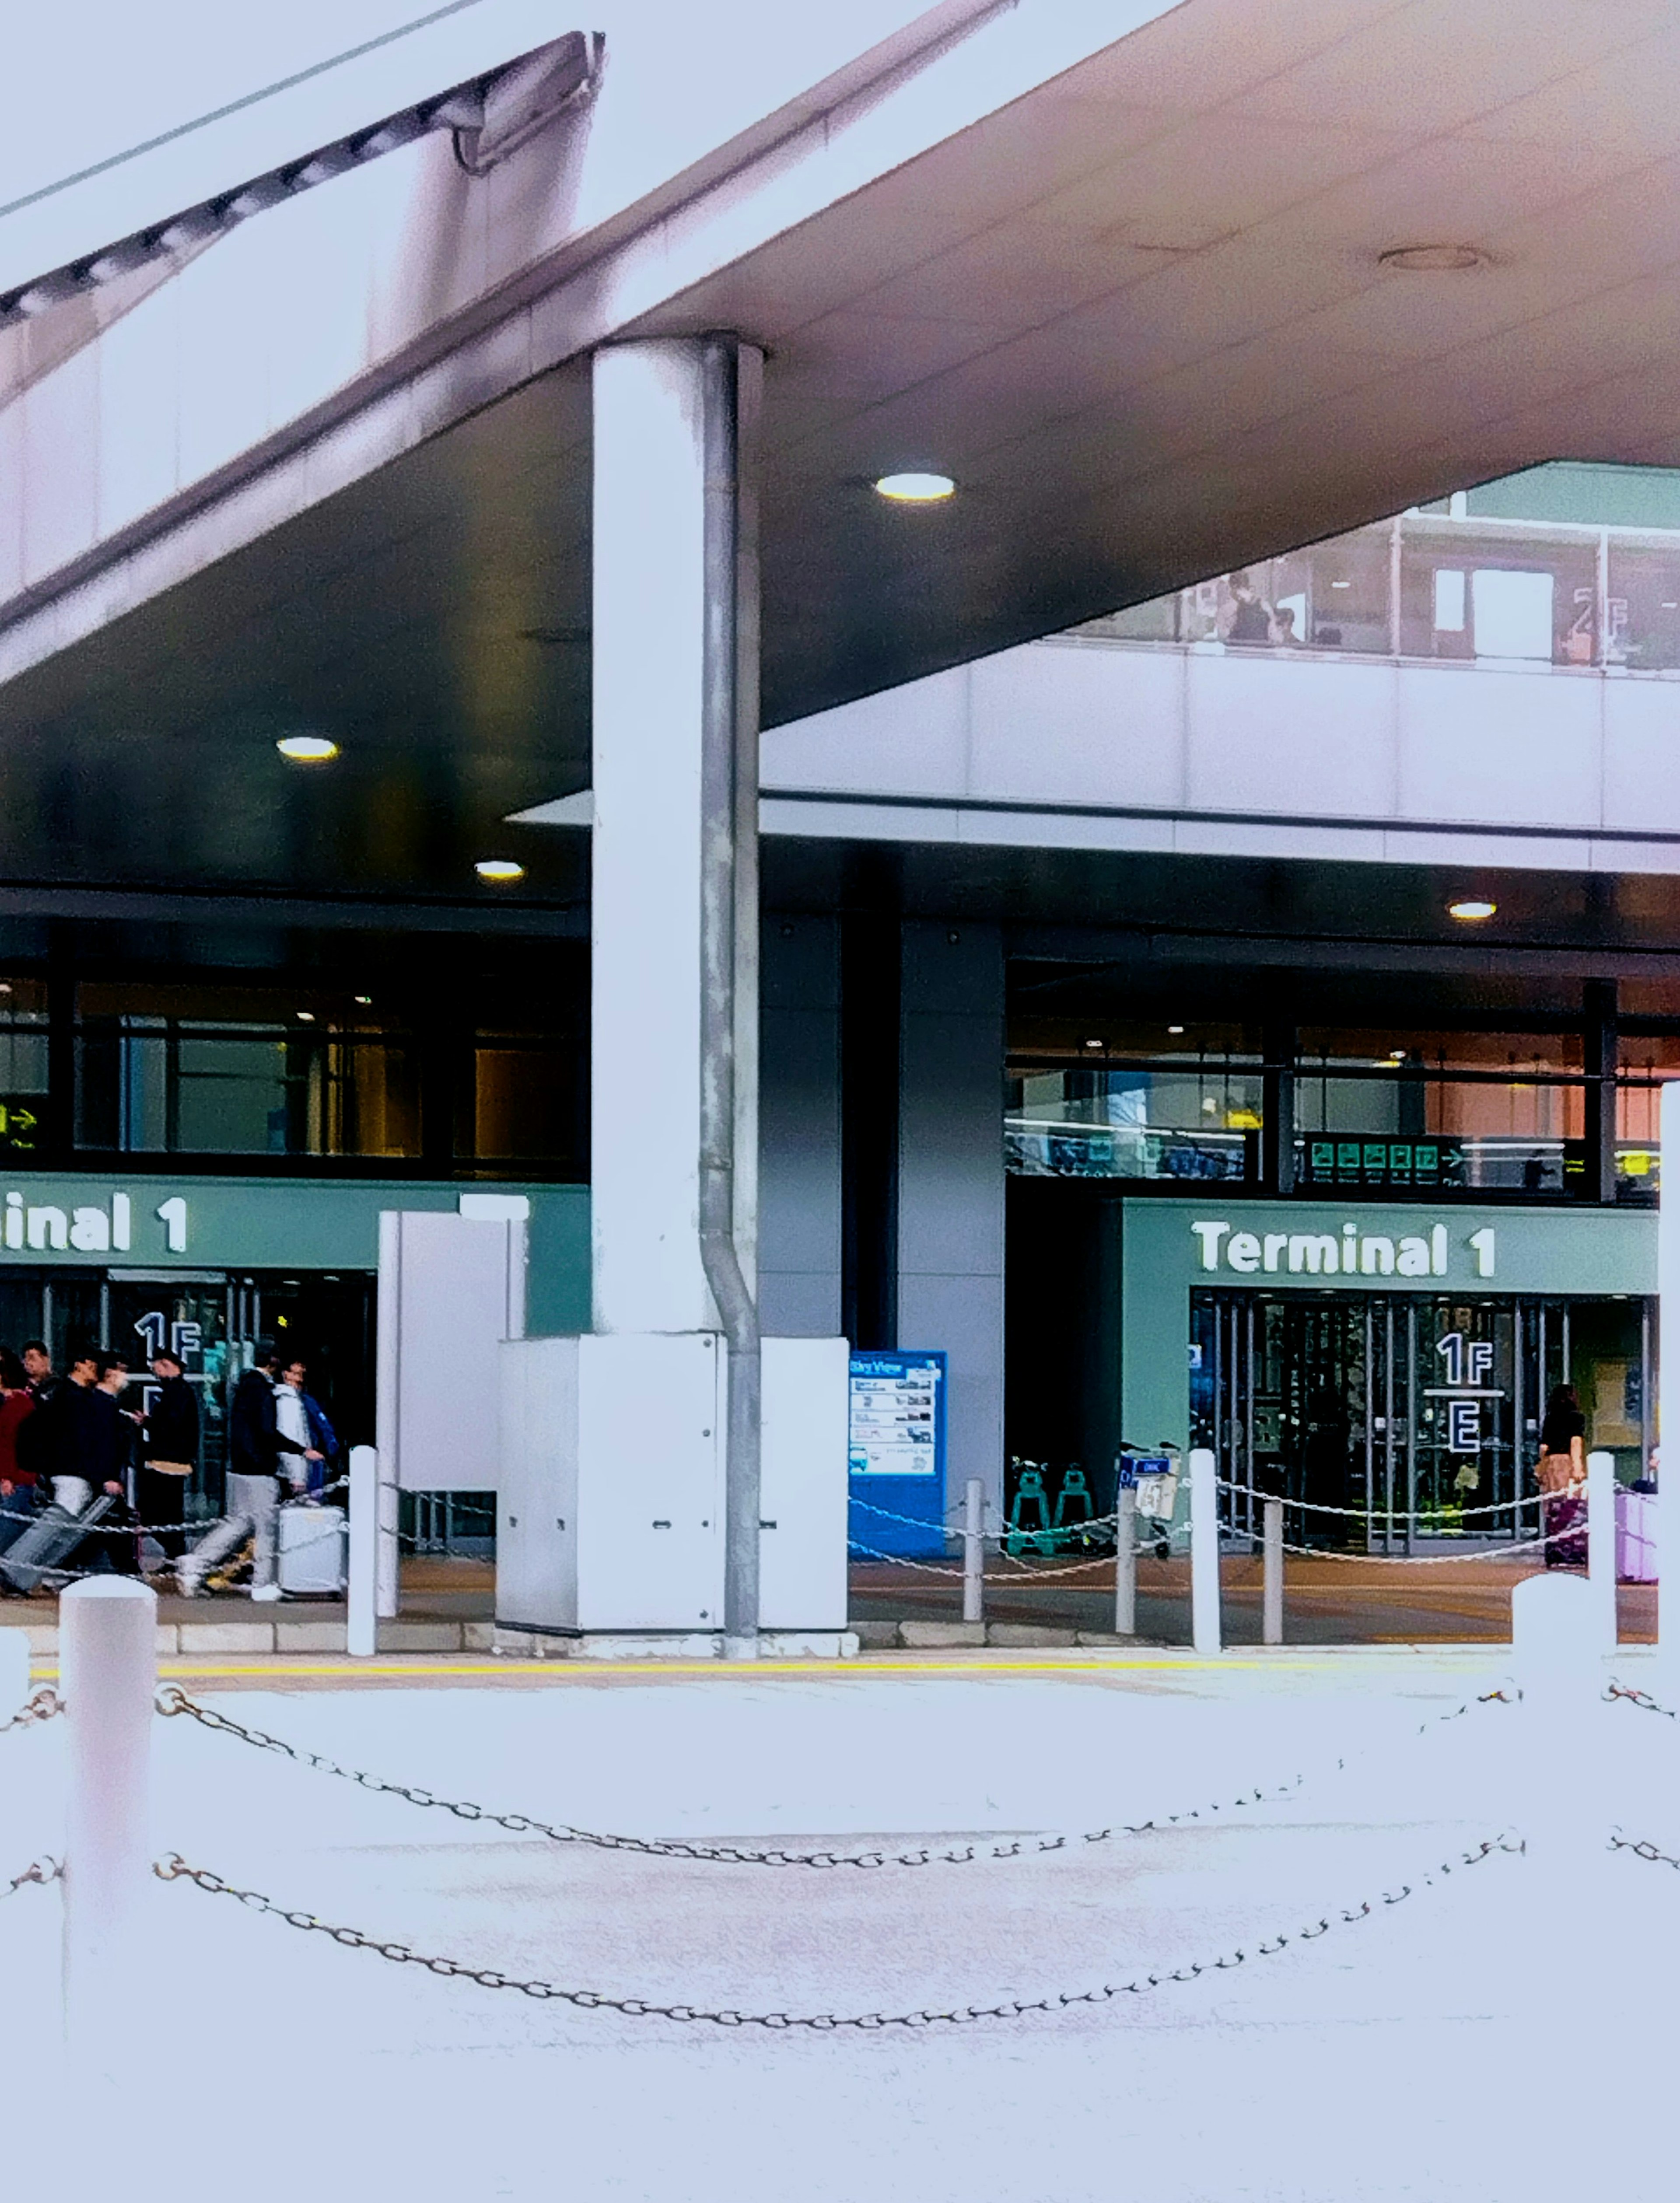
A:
[0,1351,37,1554]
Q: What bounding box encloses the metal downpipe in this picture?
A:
[696,334,761,1656]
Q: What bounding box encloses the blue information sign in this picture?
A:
[847,1349,948,1558]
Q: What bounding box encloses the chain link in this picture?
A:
[1,1855,60,1901]
[1605,1680,1676,1720]
[153,1832,1524,2028]
[1610,1831,1680,1870]
[0,1687,62,1735]
[156,1684,1516,1871]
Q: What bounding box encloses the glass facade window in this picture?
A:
[1062,489,1680,678]
[75,983,422,1159]
[0,979,49,1154]
[1294,1030,1586,1196]
[466,1045,580,1164]
[1005,1068,1262,1182]
[1614,1034,1680,1197]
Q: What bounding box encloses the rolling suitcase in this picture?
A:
[0,1494,117,1594]
[277,1502,347,1595]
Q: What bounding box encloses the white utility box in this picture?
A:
[497,1332,725,1635]
[759,1336,850,1632]
[496,1332,851,1641]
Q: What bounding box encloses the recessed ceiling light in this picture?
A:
[276,734,340,763]
[296,1010,316,1022]
[1390,1049,1407,1062]
[1379,243,1488,273]
[874,472,955,502]
[354,994,372,1005]
[1082,1036,1106,1050]
[1448,897,1497,921]
[476,859,525,884]
[1167,1024,1185,1035]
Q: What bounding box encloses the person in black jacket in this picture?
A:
[140,1348,200,1564]
[179,1347,292,1599]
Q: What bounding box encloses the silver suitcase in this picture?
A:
[276,1502,347,1595]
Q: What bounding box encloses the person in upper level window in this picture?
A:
[1220,569,1275,646]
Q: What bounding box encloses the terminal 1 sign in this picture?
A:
[1191,1217,1498,1279]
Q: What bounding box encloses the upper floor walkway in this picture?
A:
[761,486,1680,874]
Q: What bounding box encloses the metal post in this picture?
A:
[961,1476,984,1626]
[1190,1447,1221,1655]
[1588,1448,1618,1652]
[376,1453,399,1622]
[61,1579,156,2073]
[347,1443,377,1657]
[1113,1484,1136,1636]
[1263,1496,1283,1645]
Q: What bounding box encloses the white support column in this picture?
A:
[1588,1448,1618,1652]
[1190,1448,1221,1655]
[61,1579,156,2073]
[592,338,728,1342]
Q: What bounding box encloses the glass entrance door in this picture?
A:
[104,1275,231,1519]
[1192,1288,1642,1551]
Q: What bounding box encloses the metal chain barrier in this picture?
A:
[0,1687,61,1735]
[1215,1477,1547,1525]
[1268,1516,1585,1566]
[155,1683,1516,1871]
[1610,1831,1680,1870]
[152,1832,1525,2029]
[1,1856,60,1901]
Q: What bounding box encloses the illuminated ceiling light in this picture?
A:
[1082,1036,1106,1051]
[1448,897,1497,921]
[476,858,525,884]
[354,994,372,1005]
[1379,243,1488,273]
[1330,579,1351,589]
[874,471,955,502]
[1390,1049,1406,1061]
[296,1010,316,1022]
[276,734,339,763]
[1167,1024,1185,1035]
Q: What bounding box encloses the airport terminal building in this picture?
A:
[5,1,1680,1629]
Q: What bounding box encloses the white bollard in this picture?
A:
[61,1578,157,2073]
[961,1477,984,1626]
[1588,1449,1618,1653]
[1190,1448,1221,1655]
[347,1444,378,1658]
[377,1452,399,1621]
[1113,1485,1136,1637]
[1262,1496,1283,1646]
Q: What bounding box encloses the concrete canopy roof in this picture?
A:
[9,0,1680,901]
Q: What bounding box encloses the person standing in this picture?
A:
[275,1358,332,1494]
[178,1347,294,1600]
[48,1353,102,1515]
[140,1348,200,1565]
[1536,1382,1588,1568]
[0,1352,37,1554]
